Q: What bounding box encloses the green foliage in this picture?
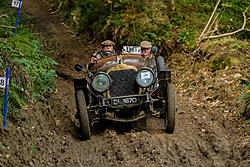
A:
[48,0,249,54]
[207,38,249,53]
[0,0,9,8]
[0,3,57,116]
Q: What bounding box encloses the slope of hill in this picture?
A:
[0,0,249,166]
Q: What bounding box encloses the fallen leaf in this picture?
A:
[233,73,242,78]
[245,90,250,94]
[178,83,184,88]
[56,120,61,127]
[172,71,177,75]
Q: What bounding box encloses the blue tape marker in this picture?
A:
[3,67,10,128]
[13,0,22,35]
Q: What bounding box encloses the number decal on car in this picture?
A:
[141,72,151,79]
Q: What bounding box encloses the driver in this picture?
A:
[90,40,116,63]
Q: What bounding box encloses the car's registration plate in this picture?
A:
[111,97,138,105]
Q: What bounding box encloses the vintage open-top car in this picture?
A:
[74,46,177,139]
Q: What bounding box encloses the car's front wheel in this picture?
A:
[165,82,176,133]
[76,90,91,139]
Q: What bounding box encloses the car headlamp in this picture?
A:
[91,72,111,93]
[135,68,155,88]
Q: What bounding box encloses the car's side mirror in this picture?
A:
[75,64,83,71]
[151,46,158,55]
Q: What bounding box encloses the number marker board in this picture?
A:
[12,0,22,8]
[0,77,6,89]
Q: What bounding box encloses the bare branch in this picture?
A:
[198,0,222,41]
[210,100,220,108]
[0,14,8,18]
[206,9,222,35]
[0,25,15,29]
[203,29,218,37]
[204,6,249,40]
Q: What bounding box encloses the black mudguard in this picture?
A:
[73,78,90,105]
[156,56,172,97]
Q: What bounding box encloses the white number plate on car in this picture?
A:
[122,46,141,54]
[111,97,138,105]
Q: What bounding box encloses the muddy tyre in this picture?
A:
[166,82,176,133]
[76,90,91,139]
[156,56,166,71]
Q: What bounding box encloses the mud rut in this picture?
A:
[0,0,249,166]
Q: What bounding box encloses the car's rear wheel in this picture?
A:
[76,90,91,139]
[165,82,176,133]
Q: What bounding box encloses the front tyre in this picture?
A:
[166,82,176,133]
[76,90,91,139]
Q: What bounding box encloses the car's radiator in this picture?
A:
[108,69,139,97]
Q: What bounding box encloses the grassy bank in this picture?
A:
[0,1,57,117]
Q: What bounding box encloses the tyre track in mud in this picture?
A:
[0,0,248,166]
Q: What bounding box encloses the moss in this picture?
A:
[208,55,232,71]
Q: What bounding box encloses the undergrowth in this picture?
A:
[239,82,250,120]
[48,0,249,54]
[0,2,57,118]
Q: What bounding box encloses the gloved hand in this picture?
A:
[91,57,97,63]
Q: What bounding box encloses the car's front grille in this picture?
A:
[108,69,138,97]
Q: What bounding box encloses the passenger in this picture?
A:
[140,40,154,60]
[90,40,116,63]
[140,40,157,69]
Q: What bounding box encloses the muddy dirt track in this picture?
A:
[0,0,249,166]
